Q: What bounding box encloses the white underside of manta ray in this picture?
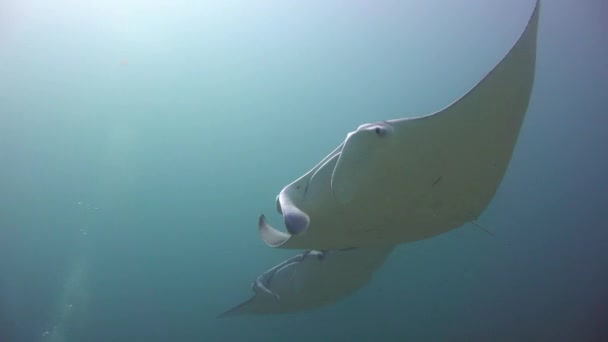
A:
[259,0,541,251]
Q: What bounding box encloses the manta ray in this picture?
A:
[259,0,541,250]
[217,246,393,318]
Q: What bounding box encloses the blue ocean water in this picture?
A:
[1,0,607,341]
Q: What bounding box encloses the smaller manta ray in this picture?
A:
[217,246,393,318]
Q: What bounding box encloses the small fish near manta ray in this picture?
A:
[259,0,541,251]
[219,0,541,317]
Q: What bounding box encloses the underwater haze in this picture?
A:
[1,0,607,341]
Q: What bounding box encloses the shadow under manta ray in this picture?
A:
[259,0,542,251]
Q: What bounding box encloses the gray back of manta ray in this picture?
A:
[217,247,393,318]
[259,0,541,250]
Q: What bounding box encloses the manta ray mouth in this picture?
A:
[266,205,309,236]
[258,203,310,247]
[260,146,344,247]
[282,208,309,235]
[274,190,310,235]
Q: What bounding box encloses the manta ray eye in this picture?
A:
[374,126,388,137]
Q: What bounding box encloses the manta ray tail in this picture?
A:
[472,220,495,236]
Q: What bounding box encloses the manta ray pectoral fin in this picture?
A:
[258,215,292,247]
[216,297,256,319]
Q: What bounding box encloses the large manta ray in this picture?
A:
[259,0,541,250]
